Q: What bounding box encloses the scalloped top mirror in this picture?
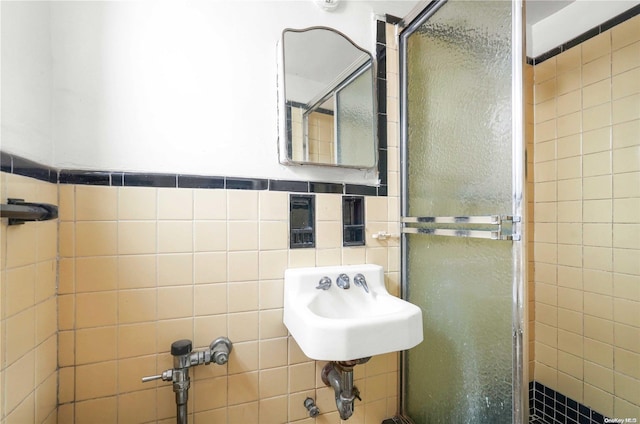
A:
[278,27,377,169]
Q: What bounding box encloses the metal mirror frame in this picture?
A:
[277,26,378,169]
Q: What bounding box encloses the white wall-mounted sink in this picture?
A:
[283,264,423,361]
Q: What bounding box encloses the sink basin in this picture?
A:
[283,264,423,361]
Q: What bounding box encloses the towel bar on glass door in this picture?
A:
[401,215,521,241]
[0,198,59,225]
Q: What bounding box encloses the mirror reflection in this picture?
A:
[278,27,377,168]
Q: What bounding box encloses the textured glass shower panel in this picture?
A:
[404,1,514,423]
[336,67,375,166]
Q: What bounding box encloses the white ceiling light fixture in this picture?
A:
[315,0,340,12]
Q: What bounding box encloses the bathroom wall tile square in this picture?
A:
[194,189,227,220]
[583,199,612,222]
[75,221,117,257]
[584,315,614,344]
[228,221,258,251]
[315,221,341,248]
[557,45,581,73]
[585,382,615,416]
[583,175,612,199]
[557,200,582,222]
[613,94,640,124]
[192,376,228,412]
[35,335,57,385]
[227,371,259,405]
[615,347,640,379]
[583,127,612,154]
[582,54,612,86]
[535,56,556,83]
[117,356,156,393]
[58,294,75,330]
[228,251,259,282]
[582,31,612,64]
[535,120,556,143]
[117,389,156,424]
[584,291,614,320]
[557,243,582,267]
[118,288,156,324]
[613,198,640,223]
[613,298,640,327]
[259,309,287,340]
[157,286,193,320]
[534,160,556,182]
[4,265,35,317]
[613,146,640,174]
[118,255,156,289]
[118,323,157,359]
[118,187,157,220]
[193,283,227,316]
[58,184,75,221]
[5,308,35,365]
[583,79,611,109]
[6,224,37,268]
[158,188,193,220]
[613,68,640,99]
[558,178,582,201]
[228,281,258,313]
[58,366,75,404]
[158,221,193,253]
[536,341,558,369]
[74,397,117,424]
[228,311,258,343]
[75,291,117,328]
[613,273,640,302]
[76,256,117,292]
[558,351,584,380]
[226,341,258,375]
[35,298,57,344]
[558,265,583,289]
[75,185,118,221]
[534,140,555,163]
[118,221,157,255]
[228,190,258,221]
[259,367,288,399]
[613,119,640,150]
[58,222,75,259]
[582,103,612,132]
[289,361,315,393]
[558,329,584,357]
[259,221,287,251]
[613,223,640,249]
[557,68,581,96]
[259,191,288,221]
[535,281,557,306]
[534,78,556,104]
[557,156,582,180]
[288,248,316,268]
[259,337,288,370]
[75,326,117,365]
[194,221,227,252]
[613,248,640,276]
[612,41,640,75]
[194,252,226,284]
[557,89,581,116]
[583,223,613,247]
[533,241,557,264]
[342,246,367,265]
[75,361,117,401]
[558,308,583,335]
[557,223,581,245]
[584,338,614,369]
[258,279,284,310]
[614,322,640,354]
[315,193,341,222]
[557,111,582,137]
[535,98,556,124]
[158,253,193,286]
[258,396,288,424]
[583,269,613,296]
[194,318,228,359]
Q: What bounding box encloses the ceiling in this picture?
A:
[526,0,576,25]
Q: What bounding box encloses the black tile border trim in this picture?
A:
[1,151,387,196]
[530,3,640,65]
[529,381,611,424]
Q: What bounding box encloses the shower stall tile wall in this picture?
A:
[531,11,640,421]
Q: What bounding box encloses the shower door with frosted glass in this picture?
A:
[400,1,526,423]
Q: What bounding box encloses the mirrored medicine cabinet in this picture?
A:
[277,27,377,169]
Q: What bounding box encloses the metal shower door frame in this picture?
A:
[397,1,528,422]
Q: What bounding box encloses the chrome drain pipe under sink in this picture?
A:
[142,337,232,424]
[321,357,370,420]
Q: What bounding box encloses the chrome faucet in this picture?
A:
[353,273,369,293]
[336,273,350,289]
[316,276,332,290]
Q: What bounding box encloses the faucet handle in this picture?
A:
[141,369,173,383]
[353,274,369,293]
[316,276,332,290]
[336,273,350,289]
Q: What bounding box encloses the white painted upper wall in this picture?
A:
[529,0,640,58]
[47,0,418,184]
[1,1,53,166]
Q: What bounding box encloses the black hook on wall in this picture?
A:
[0,198,59,226]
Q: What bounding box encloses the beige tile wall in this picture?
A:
[0,172,58,424]
[532,15,640,418]
[56,186,400,424]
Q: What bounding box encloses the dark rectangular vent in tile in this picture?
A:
[290,194,315,249]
